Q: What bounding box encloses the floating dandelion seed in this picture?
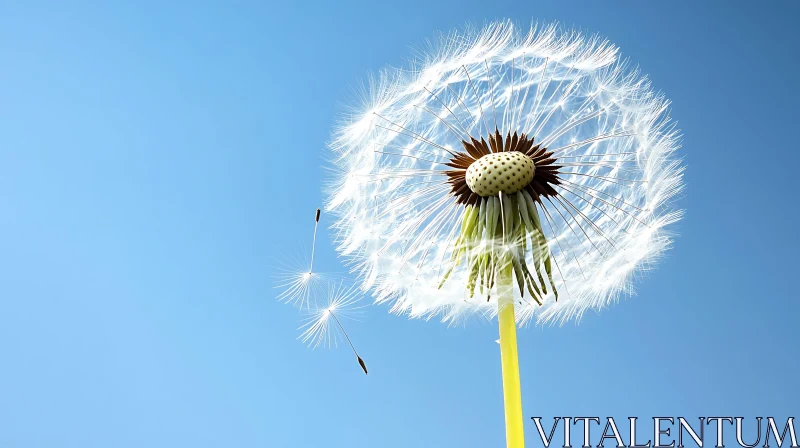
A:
[274,209,342,308]
[299,282,368,374]
[324,20,683,448]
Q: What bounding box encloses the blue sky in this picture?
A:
[1,1,799,447]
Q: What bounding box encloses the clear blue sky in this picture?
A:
[1,1,798,447]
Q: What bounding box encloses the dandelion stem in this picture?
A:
[497,260,525,448]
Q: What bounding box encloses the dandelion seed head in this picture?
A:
[325,20,683,326]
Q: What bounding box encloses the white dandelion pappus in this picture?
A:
[273,248,323,308]
[326,21,684,326]
[299,282,364,348]
[299,281,369,373]
[273,246,344,309]
[273,209,344,309]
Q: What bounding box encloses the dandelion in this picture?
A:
[299,281,369,374]
[325,20,683,447]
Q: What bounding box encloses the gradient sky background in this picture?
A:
[1,1,799,447]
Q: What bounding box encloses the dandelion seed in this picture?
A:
[299,282,368,374]
[274,209,339,308]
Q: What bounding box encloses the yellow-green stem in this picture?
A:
[498,259,525,448]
